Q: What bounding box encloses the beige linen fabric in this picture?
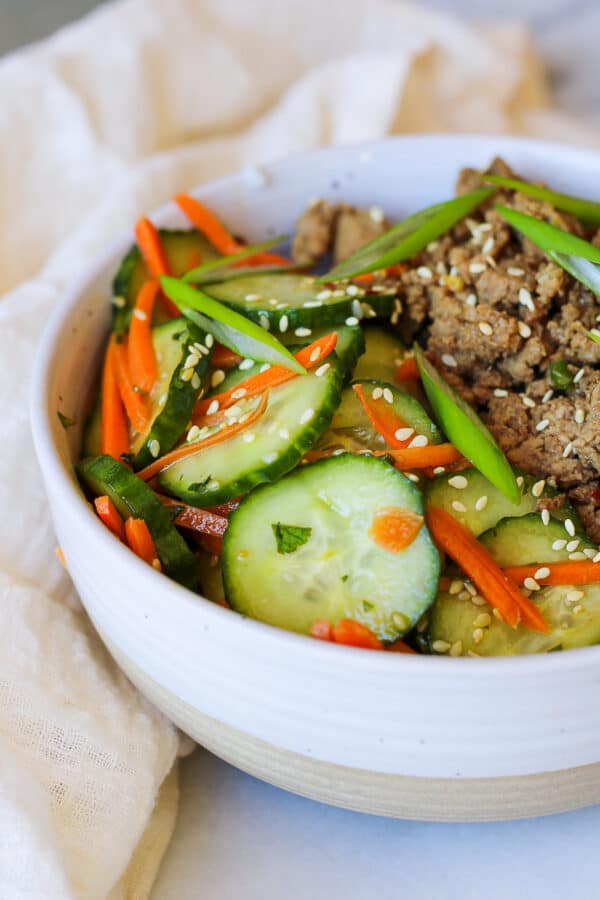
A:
[1,0,598,896]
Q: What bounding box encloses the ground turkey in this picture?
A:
[292,200,388,266]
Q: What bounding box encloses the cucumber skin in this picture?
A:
[77,454,200,592]
[352,378,443,445]
[132,321,212,470]
[478,513,596,567]
[158,358,345,506]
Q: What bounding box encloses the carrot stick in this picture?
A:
[101,335,130,460]
[94,495,125,540]
[156,494,239,519]
[134,217,180,317]
[156,496,228,537]
[427,506,548,632]
[353,383,413,448]
[112,338,150,434]
[138,390,269,481]
[193,332,337,420]
[385,639,418,654]
[369,506,423,552]
[389,444,463,469]
[504,560,600,587]
[125,518,159,567]
[211,344,243,370]
[332,619,384,650]
[395,356,420,382]
[310,620,334,641]
[128,281,158,394]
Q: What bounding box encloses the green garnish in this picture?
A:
[319,187,494,282]
[413,345,520,504]
[484,175,600,227]
[182,235,290,285]
[549,360,574,390]
[160,276,306,374]
[271,522,312,554]
[588,329,600,345]
[57,411,75,429]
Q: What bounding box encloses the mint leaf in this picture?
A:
[271,522,312,554]
[57,411,75,429]
[549,360,573,390]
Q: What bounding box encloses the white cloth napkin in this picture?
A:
[1,0,598,897]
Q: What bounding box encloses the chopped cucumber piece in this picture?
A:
[81,392,102,458]
[316,386,387,455]
[479,514,596,567]
[353,326,406,383]
[352,379,443,445]
[222,454,440,641]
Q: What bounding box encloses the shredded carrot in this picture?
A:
[216,597,231,609]
[427,506,548,632]
[193,332,337,420]
[504,560,600,587]
[332,619,384,650]
[157,493,239,520]
[211,344,243,370]
[389,444,464,470]
[352,383,413,448]
[128,281,158,394]
[352,273,374,285]
[385,639,418,654]
[186,249,202,270]
[94,495,125,540]
[125,518,159,567]
[101,335,130,460]
[196,533,225,555]
[112,338,150,434]
[134,217,179,317]
[369,506,423,553]
[395,356,420,382]
[310,620,334,642]
[55,546,68,570]
[138,390,269,481]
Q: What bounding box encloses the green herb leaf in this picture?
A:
[549,360,574,390]
[188,475,212,491]
[319,188,494,281]
[271,522,312,554]
[413,345,520,504]
[484,175,600,227]
[161,276,306,374]
[57,411,75,429]
[182,235,290,284]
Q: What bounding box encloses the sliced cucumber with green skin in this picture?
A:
[353,326,406,383]
[81,392,102,457]
[479,514,597,567]
[131,319,212,470]
[112,229,220,331]
[77,455,199,591]
[352,379,443,445]
[222,454,440,641]
[316,387,387,455]
[425,467,573,537]
[203,273,395,331]
[158,356,344,506]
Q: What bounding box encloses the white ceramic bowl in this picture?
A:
[31,136,600,821]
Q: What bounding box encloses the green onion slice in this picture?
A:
[182,235,290,284]
[484,175,600,227]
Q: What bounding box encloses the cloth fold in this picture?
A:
[0,0,598,896]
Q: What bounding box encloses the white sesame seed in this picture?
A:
[473,628,484,645]
[432,640,450,654]
[469,262,486,274]
[464,582,477,597]
[346,285,360,297]
[408,434,428,448]
[534,567,551,580]
[482,237,495,255]
[478,321,493,336]
[452,500,467,513]
[565,518,576,537]
[279,428,290,440]
[566,539,580,552]
[433,466,446,475]
[184,353,199,370]
[316,289,331,301]
[531,479,546,498]
[575,408,585,424]
[207,479,220,491]
[351,299,363,318]
[300,408,314,425]
[566,590,585,604]
[417,266,433,280]
[187,425,200,442]
[133,308,147,321]
[465,293,477,307]
[268,299,278,306]
[295,327,312,337]
[260,363,271,373]
[345,316,359,326]
[206,399,219,416]
[262,453,277,464]
[259,315,270,330]
[369,206,384,223]
[552,539,567,551]
[474,613,492,628]
[536,419,550,432]
[371,387,383,400]
[562,442,573,458]
[442,354,457,367]
[518,287,535,311]
[113,295,126,308]
[573,367,585,384]
[148,439,160,459]
[524,577,540,591]
[518,321,532,339]
[523,396,536,410]
[279,315,289,333]
[472,595,487,607]
[594,552,600,563]
[584,548,596,559]
[231,388,247,401]
[542,389,554,403]
[242,432,255,443]
[245,293,260,301]
[191,372,201,391]
[494,388,508,398]
[569,552,587,561]
[239,358,254,371]
[395,427,414,441]
[315,363,330,377]
[449,640,463,657]
[180,368,193,382]
[404,472,420,483]
[507,266,525,277]
[309,347,322,363]
[211,369,225,387]
[449,579,464,595]
[449,475,468,489]
[204,332,214,348]
[383,388,394,404]
[516,476,524,487]
[475,495,488,511]
[541,509,550,526]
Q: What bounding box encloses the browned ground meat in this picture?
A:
[292,201,388,266]
[395,157,600,541]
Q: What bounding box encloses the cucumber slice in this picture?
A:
[222,454,440,641]
[479,514,597,566]
[131,319,212,470]
[352,379,443,445]
[77,455,199,591]
[425,467,572,537]
[81,392,102,457]
[316,387,387,455]
[353,325,406,383]
[203,273,395,331]
[112,229,220,331]
[158,357,344,505]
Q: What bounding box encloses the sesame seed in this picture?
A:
[524,577,540,591]
[575,408,585,424]
[231,388,247,401]
[309,347,322,363]
[383,388,394,404]
[584,548,597,559]
[449,579,464,595]
[239,358,254,371]
[242,432,255,443]
[432,640,450,653]
[536,419,549,432]
[416,265,433,281]
[295,327,312,337]
[433,466,446,475]
[180,368,193,382]
[449,640,463,657]
[449,475,468,489]
[259,315,270,330]
[475,495,488,511]
[316,289,331,301]
[534,567,550,580]
[351,299,363,318]
[542,389,554,403]
[113,295,126,308]
[516,476,524,488]
[469,262,486,274]
[566,589,585,604]
[562,442,573,458]
[518,321,532,339]
[541,509,550,526]
[404,472,420,483]
[260,363,271,373]
[211,369,225,387]
[148,439,160,459]
[472,595,487,607]
[473,628,484,645]
[474,613,492,628]
[279,315,289,333]
[187,425,200,442]
[345,316,359,326]
[262,453,277,464]
[465,293,477,306]
[369,206,384,223]
[482,237,495,255]
[566,539,580,552]
[372,387,383,400]
[569,552,587,561]
[518,287,535,311]
[395,427,414,441]
[478,321,493,336]
[245,293,260,301]
[184,353,199,370]
[565,518,576,537]
[268,299,278,306]
[315,363,330,377]
[465,582,477,597]
[133,308,147,321]
[442,353,457,367]
[300,408,314,425]
[522,397,536,409]
[594,552,600,563]
[278,428,290,440]
[408,435,428,448]
[531,479,546,498]
[573,367,585,384]
[507,266,525,277]
[206,400,219,416]
[346,285,360,297]
[494,388,508,398]
[191,373,201,390]
[552,540,567,551]
[452,500,467,513]
[207,479,220,491]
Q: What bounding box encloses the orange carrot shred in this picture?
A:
[128,281,158,394]
[332,619,384,650]
[94,495,125,540]
[113,338,150,434]
[369,506,423,553]
[134,217,179,317]
[174,194,240,256]
[504,560,600,588]
[389,444,464,470]
[352,383,414,448]
[385,639,418,654]
[395,356,420,383]
[310,620,334,642]
[211,344,243,370]
[101,335,130,461]
[125,518,159,567]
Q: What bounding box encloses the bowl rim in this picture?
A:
[30,132,600,677]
